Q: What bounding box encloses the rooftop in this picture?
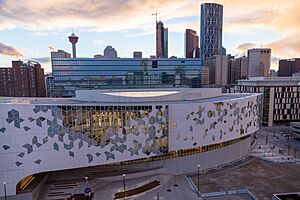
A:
[0,88,258,105]
[238,77,300,86]
[101,91,179,98]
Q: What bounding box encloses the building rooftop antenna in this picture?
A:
[151,11,159,23]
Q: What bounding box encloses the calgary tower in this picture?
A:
[68,32,79,58]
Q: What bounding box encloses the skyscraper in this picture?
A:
[200,3,223,60]
[156,21,168,58]
[228,56,248,84]
[248,48,271,77]
[104,46,118,58]
[163,27,168,58]
[204,55,228,85]
[185,29,199,58]
[235,56,248,80]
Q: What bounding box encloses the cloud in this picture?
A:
[48,46,57,51]
[0,0,300,66]
[0,0,185,32]
[0,41,23,57]
[266,34,300,58]
[27,57,50,63]
[93,39,106,45]
[235,42,257,56]
[270,56,281,70]
[26,56,52,73]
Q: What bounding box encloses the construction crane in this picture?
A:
[151,11,159,23]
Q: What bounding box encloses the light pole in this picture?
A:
[123,174,126,200]
[197,164,200,197]
[3,182,7,200]
[85,176,88,185]
[174,176,178,187]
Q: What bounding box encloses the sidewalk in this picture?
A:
[250,126,300,165]
[75,174,200,200]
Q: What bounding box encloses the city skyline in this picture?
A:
[0,0,299,72]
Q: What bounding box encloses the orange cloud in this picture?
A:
[0,0,299,66]
[0,0,185,32]
[266,34,300,58]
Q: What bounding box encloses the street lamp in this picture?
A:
[174,176,178,187]
[167,180,172,192]
[3,182,7,200]
[197,164,200,197]
[123,174,126,200]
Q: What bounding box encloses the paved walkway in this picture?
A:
[190,157,300,200]
[203,194,254,200]
[81,174,200,200]
[251,126,300,164]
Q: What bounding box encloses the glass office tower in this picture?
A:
[52,58,203,97]
[200,3,223,60]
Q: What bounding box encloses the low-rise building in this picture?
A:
[133,51,142,58]
[235,77,300,126]
[51,51,204,97]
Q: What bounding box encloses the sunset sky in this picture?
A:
[0,0,299,73]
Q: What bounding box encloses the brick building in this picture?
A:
[0,60,46,97]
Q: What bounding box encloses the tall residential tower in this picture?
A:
[156,21,168,58]
[200,3,223,60]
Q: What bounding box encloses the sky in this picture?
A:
[0,0,300,73]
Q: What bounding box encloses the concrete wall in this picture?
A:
[164,137,251,174]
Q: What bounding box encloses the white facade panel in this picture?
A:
[169,94,259,150]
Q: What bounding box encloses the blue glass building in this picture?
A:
[52,57,203,97]
[200,3,223,60]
